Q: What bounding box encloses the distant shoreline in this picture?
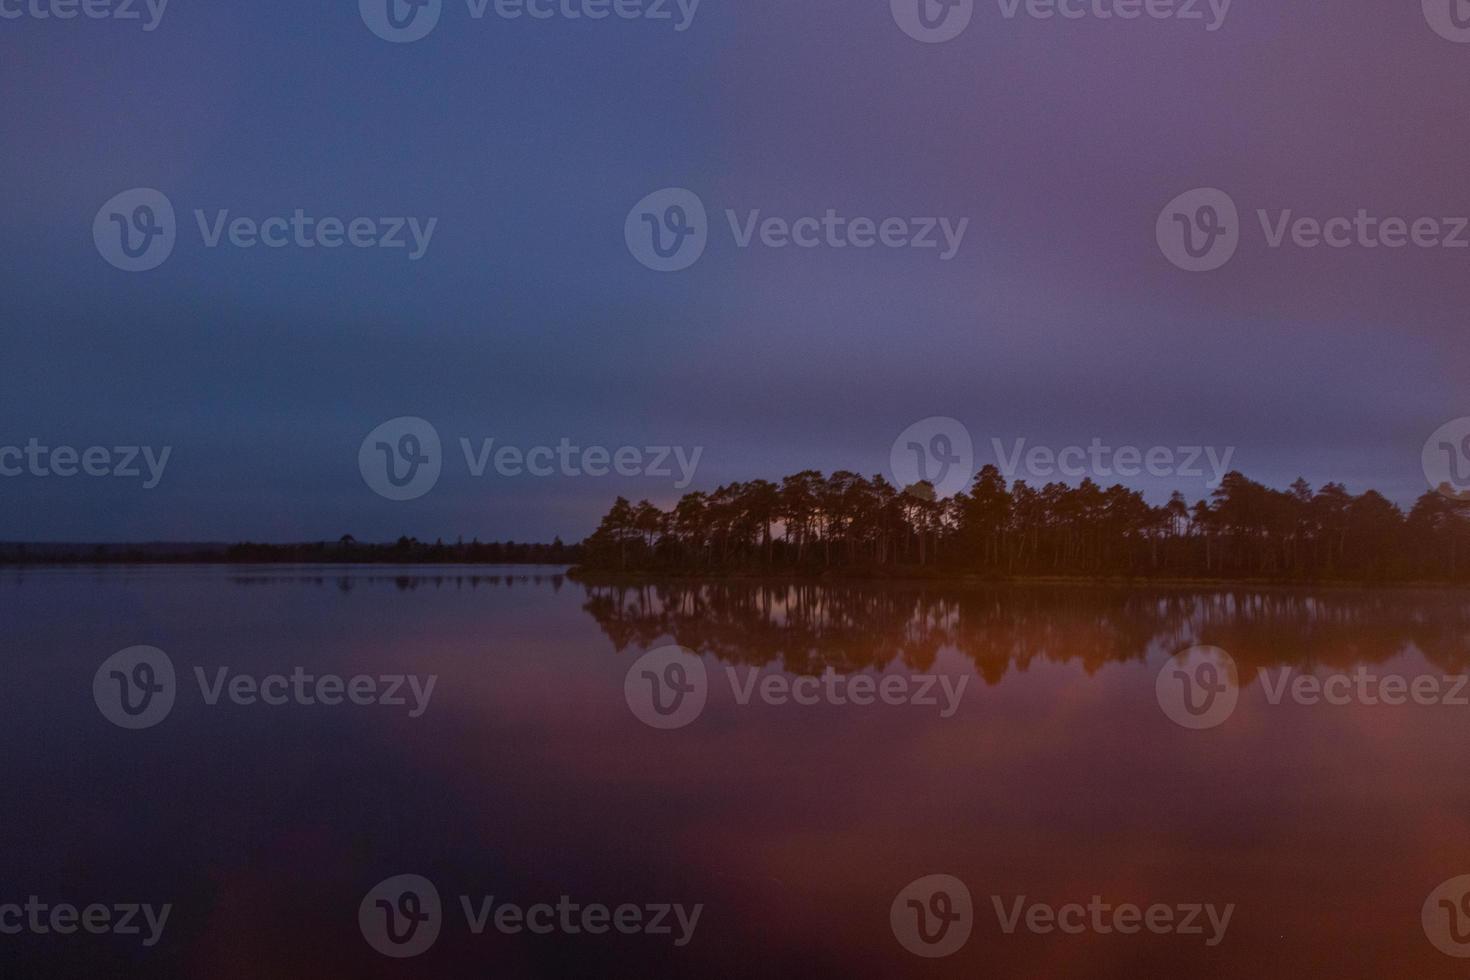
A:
[0,559,573,568]
[2,560,1462,591]
[0,539,579,566]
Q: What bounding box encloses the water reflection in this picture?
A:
[226,571,567,593]
[4,568,1470,977]
[580,581,1470,683]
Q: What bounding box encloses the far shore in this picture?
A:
[0,538,579,566]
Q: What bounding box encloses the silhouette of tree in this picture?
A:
[576,468,1470,583]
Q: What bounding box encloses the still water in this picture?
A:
[3,565,1470,977]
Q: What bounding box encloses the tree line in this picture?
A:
[224,536,581,564]
[578,469,1470,582]
[0,536,580,565]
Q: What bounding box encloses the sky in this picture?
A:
[1,0,1467,542]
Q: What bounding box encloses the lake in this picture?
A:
[4,565,1470,977]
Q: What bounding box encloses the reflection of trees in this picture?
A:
[581,583,1470,686]
[226,572,565,592]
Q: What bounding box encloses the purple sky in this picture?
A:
[0,0,1465,541]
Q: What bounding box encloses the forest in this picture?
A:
[577,469,1470,582]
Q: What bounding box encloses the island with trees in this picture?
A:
[574,469,1470,584]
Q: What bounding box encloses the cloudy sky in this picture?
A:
[1,0,1466,542]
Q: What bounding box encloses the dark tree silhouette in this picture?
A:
[578,469,1470,583]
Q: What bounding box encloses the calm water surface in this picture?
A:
[4,565,1470,977]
